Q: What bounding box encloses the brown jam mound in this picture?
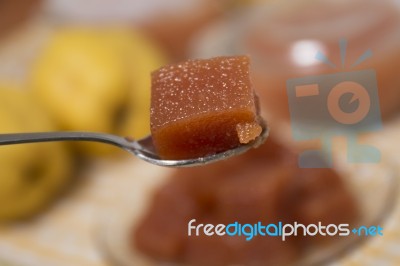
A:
[150,55,263,160]
[133,138,359,265]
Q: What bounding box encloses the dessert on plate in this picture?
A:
[133,137,359,265]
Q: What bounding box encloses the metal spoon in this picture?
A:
[0,126,268,167]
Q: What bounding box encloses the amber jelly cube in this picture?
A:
[150,55,262,160]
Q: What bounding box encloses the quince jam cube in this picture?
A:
[150,56,263,160]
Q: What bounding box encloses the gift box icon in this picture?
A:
[287,64,382,168]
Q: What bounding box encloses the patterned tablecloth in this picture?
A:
[0,158,170,266]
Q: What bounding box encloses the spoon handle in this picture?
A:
[0,132,130,149]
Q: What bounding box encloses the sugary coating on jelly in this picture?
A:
[150,56,256,129]
[150,56,262,159]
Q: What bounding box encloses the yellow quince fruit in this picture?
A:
[0,86,72,222]
[30,28,165,155]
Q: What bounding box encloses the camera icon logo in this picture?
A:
[286,39,382,168]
